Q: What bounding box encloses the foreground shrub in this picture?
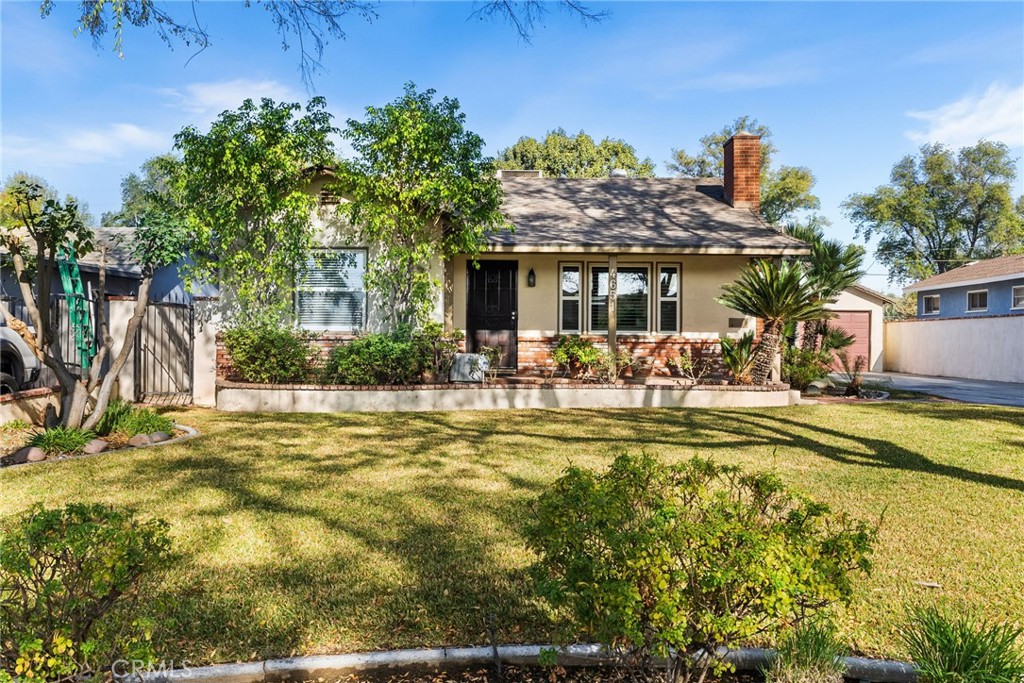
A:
[222,323,314,384]
[27,426,95,455]
[527,453,874,683]
[0,504,171,682]
[765,619,846,683]
[902,607,1024,683]
[323,329,420,385]
[95,399,174,438]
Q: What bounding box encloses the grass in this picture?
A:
[1,403,1022,664]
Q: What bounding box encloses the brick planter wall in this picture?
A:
[217,333,729,380]
[516,335,725,376]
[216,333,358,382]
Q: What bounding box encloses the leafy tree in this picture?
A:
[785,220,865,351]
[100,154,180,227]
[885,292,917,321]
[0,174,184,428]
[41,0,605,86]
[667,116,819,225]
[668,115,776,178]
[173,96,336,325]
[332,83,507,328]
[717,260,828,385]
[496,128,655,178]
[843,141,1024,283]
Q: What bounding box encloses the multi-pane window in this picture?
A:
[1012,286,1024,310]
[590,266,649,333]
[658,265,680,333]
[559,264,582,333]
[296,249,366,330]
[967,290,988,312]
[922,295,940,315]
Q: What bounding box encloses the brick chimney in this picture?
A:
[723,131,761,214]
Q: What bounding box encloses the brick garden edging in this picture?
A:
[126,644,918,683]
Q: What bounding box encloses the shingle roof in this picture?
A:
[904,254,1024,293]
[0,227,141,276]
[491,177,809,254]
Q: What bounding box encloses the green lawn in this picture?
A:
[2,403,1023,663]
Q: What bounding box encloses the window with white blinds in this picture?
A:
[296,249,366,331]
[559,264,582,333]
[658,265,680,333]
[589,265,649,333]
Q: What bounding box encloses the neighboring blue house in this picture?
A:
[904,254,1024,319]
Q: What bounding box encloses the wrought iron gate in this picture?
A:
[135,302,193,404]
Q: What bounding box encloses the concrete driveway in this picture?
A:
[860,372,1024,408]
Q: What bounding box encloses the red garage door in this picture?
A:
[829,311,870,371]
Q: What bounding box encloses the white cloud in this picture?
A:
[1,124,168,169]
[158,79,303,118]
[906,83,1024,148]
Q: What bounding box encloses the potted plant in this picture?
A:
[629,355,655,383]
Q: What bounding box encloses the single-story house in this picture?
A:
[904,255,1024,319]
[305,132,815,375]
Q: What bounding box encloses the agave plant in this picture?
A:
[717,260,828,385]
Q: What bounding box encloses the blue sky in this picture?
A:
[2,1,1023,291]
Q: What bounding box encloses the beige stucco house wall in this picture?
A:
[451,253,755,337]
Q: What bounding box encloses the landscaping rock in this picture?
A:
[26,447,47,462]
[9,446,33,465]
[128,434,153,447]
[802,385,822,396]
[809,379,833,389]
[149,431,172,443]
[82,439,109,454]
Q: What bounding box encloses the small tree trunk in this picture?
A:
[81,275,154,432]
[801,318,820,352]
[63,381,91,429]
[751,325,781,385]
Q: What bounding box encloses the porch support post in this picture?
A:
[607,255,617,360]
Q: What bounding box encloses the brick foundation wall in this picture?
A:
[216,333,358,381]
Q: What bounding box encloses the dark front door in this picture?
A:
[467,260,518,370]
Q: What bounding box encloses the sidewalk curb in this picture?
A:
[128,644,917,683]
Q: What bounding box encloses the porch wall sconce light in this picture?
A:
[527,268,536,287]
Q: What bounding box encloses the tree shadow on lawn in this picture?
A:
[589,406,1024,493]
[121,448,549,664]
[398,405,1024,494]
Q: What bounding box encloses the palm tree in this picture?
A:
[786,222,865,351]
[717,259,828,385]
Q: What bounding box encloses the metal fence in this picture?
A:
[135,301,194,404]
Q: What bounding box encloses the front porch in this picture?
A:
[450,253,760,375]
